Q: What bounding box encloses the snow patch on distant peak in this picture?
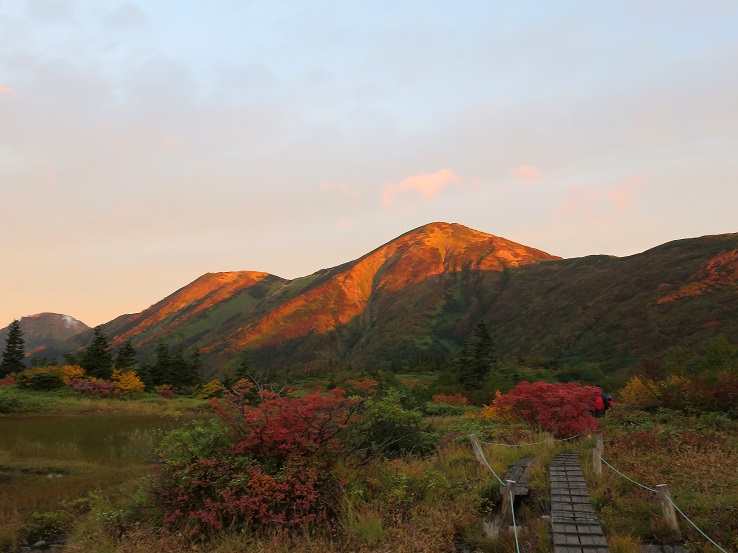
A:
[61,315,80,328]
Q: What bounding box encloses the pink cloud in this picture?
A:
[0,83,14,96]
[381,169,465,208]
[557,176,644,221]
[510,165,542,182]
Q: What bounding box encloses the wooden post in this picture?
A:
[596,433,604,457]
[468,434,486,467]
[547,433,555,446]
[592,447,602,476]
[500,479,516,528]
[656,484,682,541]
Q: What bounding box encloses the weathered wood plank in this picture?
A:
[550,452,610,553]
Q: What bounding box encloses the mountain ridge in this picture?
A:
[5,223,737,374]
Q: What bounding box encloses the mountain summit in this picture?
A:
[100,222,560,370]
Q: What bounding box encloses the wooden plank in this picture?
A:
[549,452,610,552]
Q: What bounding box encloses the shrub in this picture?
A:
[68,377,119,397]
[487,381,601,437]
[111,369,145,394]
[150,383,360,535]
[192,378,223,399]
[60,365,86,384]
[346,389,437,459]
[17,368,65,391]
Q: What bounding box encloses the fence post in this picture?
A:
[500,479,516,528]
[547,433,555,445]
[596,433,604,457]
[592,447,602,476]
[468,434,485,467]
[656,484,682,541]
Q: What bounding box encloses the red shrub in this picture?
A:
[491,381,601,437]
[68,378,120,397]
[211,384,362,465]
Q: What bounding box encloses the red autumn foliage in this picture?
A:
[210,381,363,465]
[491,381,601,437]
[151,381,366,535]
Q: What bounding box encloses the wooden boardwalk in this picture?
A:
[550,452,610,553]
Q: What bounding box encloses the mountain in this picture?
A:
[18,223,738,375]
[98,222,559,372]
[0,313,90,360]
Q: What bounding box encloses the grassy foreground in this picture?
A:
[1,388,737,553]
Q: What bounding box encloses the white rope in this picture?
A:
[480,433,580,447]
[509,489,521,553]
[480,439,548,447]
[599,456,658,493]
[469,437,505,485]
[667,497,729,553]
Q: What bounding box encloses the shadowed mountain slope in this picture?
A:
[16,224,738,374]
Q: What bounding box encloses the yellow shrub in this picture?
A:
[193,378,223,399]
[60,365,86,384]
[111,369,145,394]
[619,376,662,408]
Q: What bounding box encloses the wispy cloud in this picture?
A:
[380,169,465,208]
[510,165,542,182]
[557,176,644,221]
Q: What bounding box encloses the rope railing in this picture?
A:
[596,444,728,553]
[479,433,580,447]
[468,435,521,553]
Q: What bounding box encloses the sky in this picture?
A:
[1,0,737,327]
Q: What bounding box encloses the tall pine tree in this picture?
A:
[1,319,26,377]
[80,326,114,379]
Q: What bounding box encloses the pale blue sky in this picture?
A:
[1,0,737,326]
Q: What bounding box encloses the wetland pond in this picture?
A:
[0,413,190,539]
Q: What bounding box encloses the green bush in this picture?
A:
[347,389,437,458]
[18,371,65,391]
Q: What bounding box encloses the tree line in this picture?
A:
[1,320,204,390]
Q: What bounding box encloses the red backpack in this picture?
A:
[595,396,605,410]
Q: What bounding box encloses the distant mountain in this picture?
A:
[0,313,90,360]
[19,223,738,375]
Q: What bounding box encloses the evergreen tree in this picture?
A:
[80,326,114,379]
[149,341,172,386]
[1,319,26,376]
[456,321,498,390]
[115,340,137,370]
[470,320,496,385]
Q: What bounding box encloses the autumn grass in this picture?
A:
[575,407,738,552]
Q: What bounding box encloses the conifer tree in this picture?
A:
[115,340,137,370]
[149,341,172,386]
[1,319,26,376]
[456,320,498,390]
[80,326,114,379]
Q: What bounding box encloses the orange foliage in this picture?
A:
[480,390,514,420]
[432,393,469,406]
